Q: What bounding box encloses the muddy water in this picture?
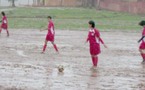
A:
[0,29,145,90]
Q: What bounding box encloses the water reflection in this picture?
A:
[90,69,98,77]
[57,72,64,76]
[141,62,145,68]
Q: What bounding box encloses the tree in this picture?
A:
[96,0,100,9]
[83,0,88,7]
[8,0,17,7]
[42,0,45,6]
[83,0,95,8]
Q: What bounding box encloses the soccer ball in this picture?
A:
[58,65,64,72]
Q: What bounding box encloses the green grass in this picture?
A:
[1,7,144,31]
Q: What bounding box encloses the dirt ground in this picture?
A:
[0,29,145,90]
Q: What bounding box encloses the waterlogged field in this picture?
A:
[0,7,145,90]
[0,29,144,90]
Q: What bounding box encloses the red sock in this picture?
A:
[94,57,98,67]
[43,44,47,52]
[53,44,58,52]
[91,57,95,66]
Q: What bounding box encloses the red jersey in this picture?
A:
[139,27,145,49]
[142,27,145,36]
[141,27,145,42]
[47,20,55,36]
[1,16,8,29]
[87,28,104,44]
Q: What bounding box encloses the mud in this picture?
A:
[0,29,144,90]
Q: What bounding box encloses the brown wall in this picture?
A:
[45,0,83,7]
[33,0,145,14]
[99,0,145,14]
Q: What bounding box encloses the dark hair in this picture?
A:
[89,20,95,28]
[47,16,52,19]
[139,20,145,26]
[1,11,5,16]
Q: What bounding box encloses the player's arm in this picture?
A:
[138,36,145,43]
[99,37,107,48]
[40,25,47,31]
[39,23,48,31]
[96,30,107,48]
[99,37,104,44]
[85,33,89,43]
[86,37,89,42]
[95,30,104,44]
[50,26,54,35]
[40,28,47,31]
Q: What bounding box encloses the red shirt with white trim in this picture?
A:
[47,20,55,36]
[87,28,104,44]
[1,16,8,29]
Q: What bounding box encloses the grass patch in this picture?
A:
[1,7,144,31]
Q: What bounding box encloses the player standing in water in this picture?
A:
[138,20,145,63]
[41,16,59,53]
[86,20,107,69]
[0,11,9,37]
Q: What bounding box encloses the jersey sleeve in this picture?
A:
[48,22,51,30]
[95,29,104,44]
[2,17,7,24]
[3,20,7,24]
[48,22,55,35]
[50,27,54,34]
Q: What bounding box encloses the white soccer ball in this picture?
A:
[58,65,64,72]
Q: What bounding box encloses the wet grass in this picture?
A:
[1,7,144,31]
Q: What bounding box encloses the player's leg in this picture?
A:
[90,44,99,68]
[92,55,98,67]
[51,41,59,52]
[91,55,95,66]
[90,46,96,69]
[6,29,9,37]
[0,27,2,34]
[139,49,145,62]
[42,40,48,53]
[91,55,98,70]
[93,55,98,67]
